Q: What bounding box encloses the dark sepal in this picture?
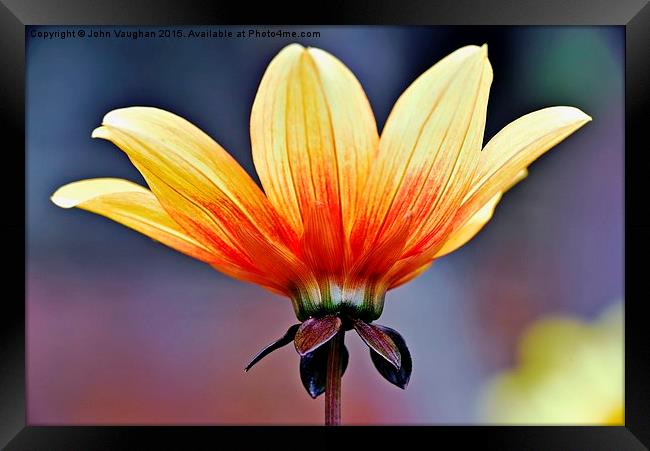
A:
[294,315,342,356]
[244,324,300,372]
[369,325,412,389]
[299,339,349,399]
[353,319,401,369]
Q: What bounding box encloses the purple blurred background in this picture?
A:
[27,26,623,424]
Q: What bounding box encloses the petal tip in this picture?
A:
[100,108,136,128]
[50,190,77,209]
[462,44,487,59]
[537,106,592,127]
[305,46,327,58]
[565,106,593,124]
[99,107,160,129]
[100,109,124,127]
[51,182,85,208]
[91,126,109,139]
[50,186,82,208]
[51,178,145,209]
[280,42,306,56]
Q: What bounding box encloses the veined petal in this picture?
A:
[389,107,589,283]
[387,170,527,286]
[454,106,591,229]
[434,191,502,259]
[352,45,492,260]
[350,212,414,281]
[251,44,379,249]
[301,203,345,275]
[51,178,217,263]
[389,262,432,289]
[433,168,528,259]
[50,178,286,291]
[92,107,302,292]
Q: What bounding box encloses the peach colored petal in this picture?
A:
[251,44,379,263]
[91,107,304,293]
[351,45,493,262]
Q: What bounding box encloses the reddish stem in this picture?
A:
[325,331,343,425]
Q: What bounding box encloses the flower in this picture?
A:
[477,302,623,425]
[51,44,590,402]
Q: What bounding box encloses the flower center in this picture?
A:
[289,278,387,322]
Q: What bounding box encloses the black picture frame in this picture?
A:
[3,1,648,449]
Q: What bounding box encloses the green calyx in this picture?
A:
[289,278,387,322]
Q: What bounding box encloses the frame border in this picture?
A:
[3,0,648,449]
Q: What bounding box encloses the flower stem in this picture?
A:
[325,331,343,426]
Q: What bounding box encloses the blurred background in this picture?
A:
[27,26,623,424]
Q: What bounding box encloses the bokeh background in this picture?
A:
[27,26,623,424]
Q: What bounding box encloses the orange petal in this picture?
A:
[431,168,528,259]
[434,191,502,258]
[389,262,432,289]
[251,44,379,246]
[387,192,500,287]
[351,213,414,282]
[388,169,527,285]
[300,203,346,275]
[351,45,493,259]
[92,107,301,293]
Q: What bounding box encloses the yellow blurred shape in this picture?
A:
[478,302,623,425]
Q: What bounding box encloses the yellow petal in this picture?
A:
[251,44,379,244]
[351,45,493,259]
[92,107,302,291]
[51,178,216,263]
[455,106,591,228]
[391,108,590,281]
